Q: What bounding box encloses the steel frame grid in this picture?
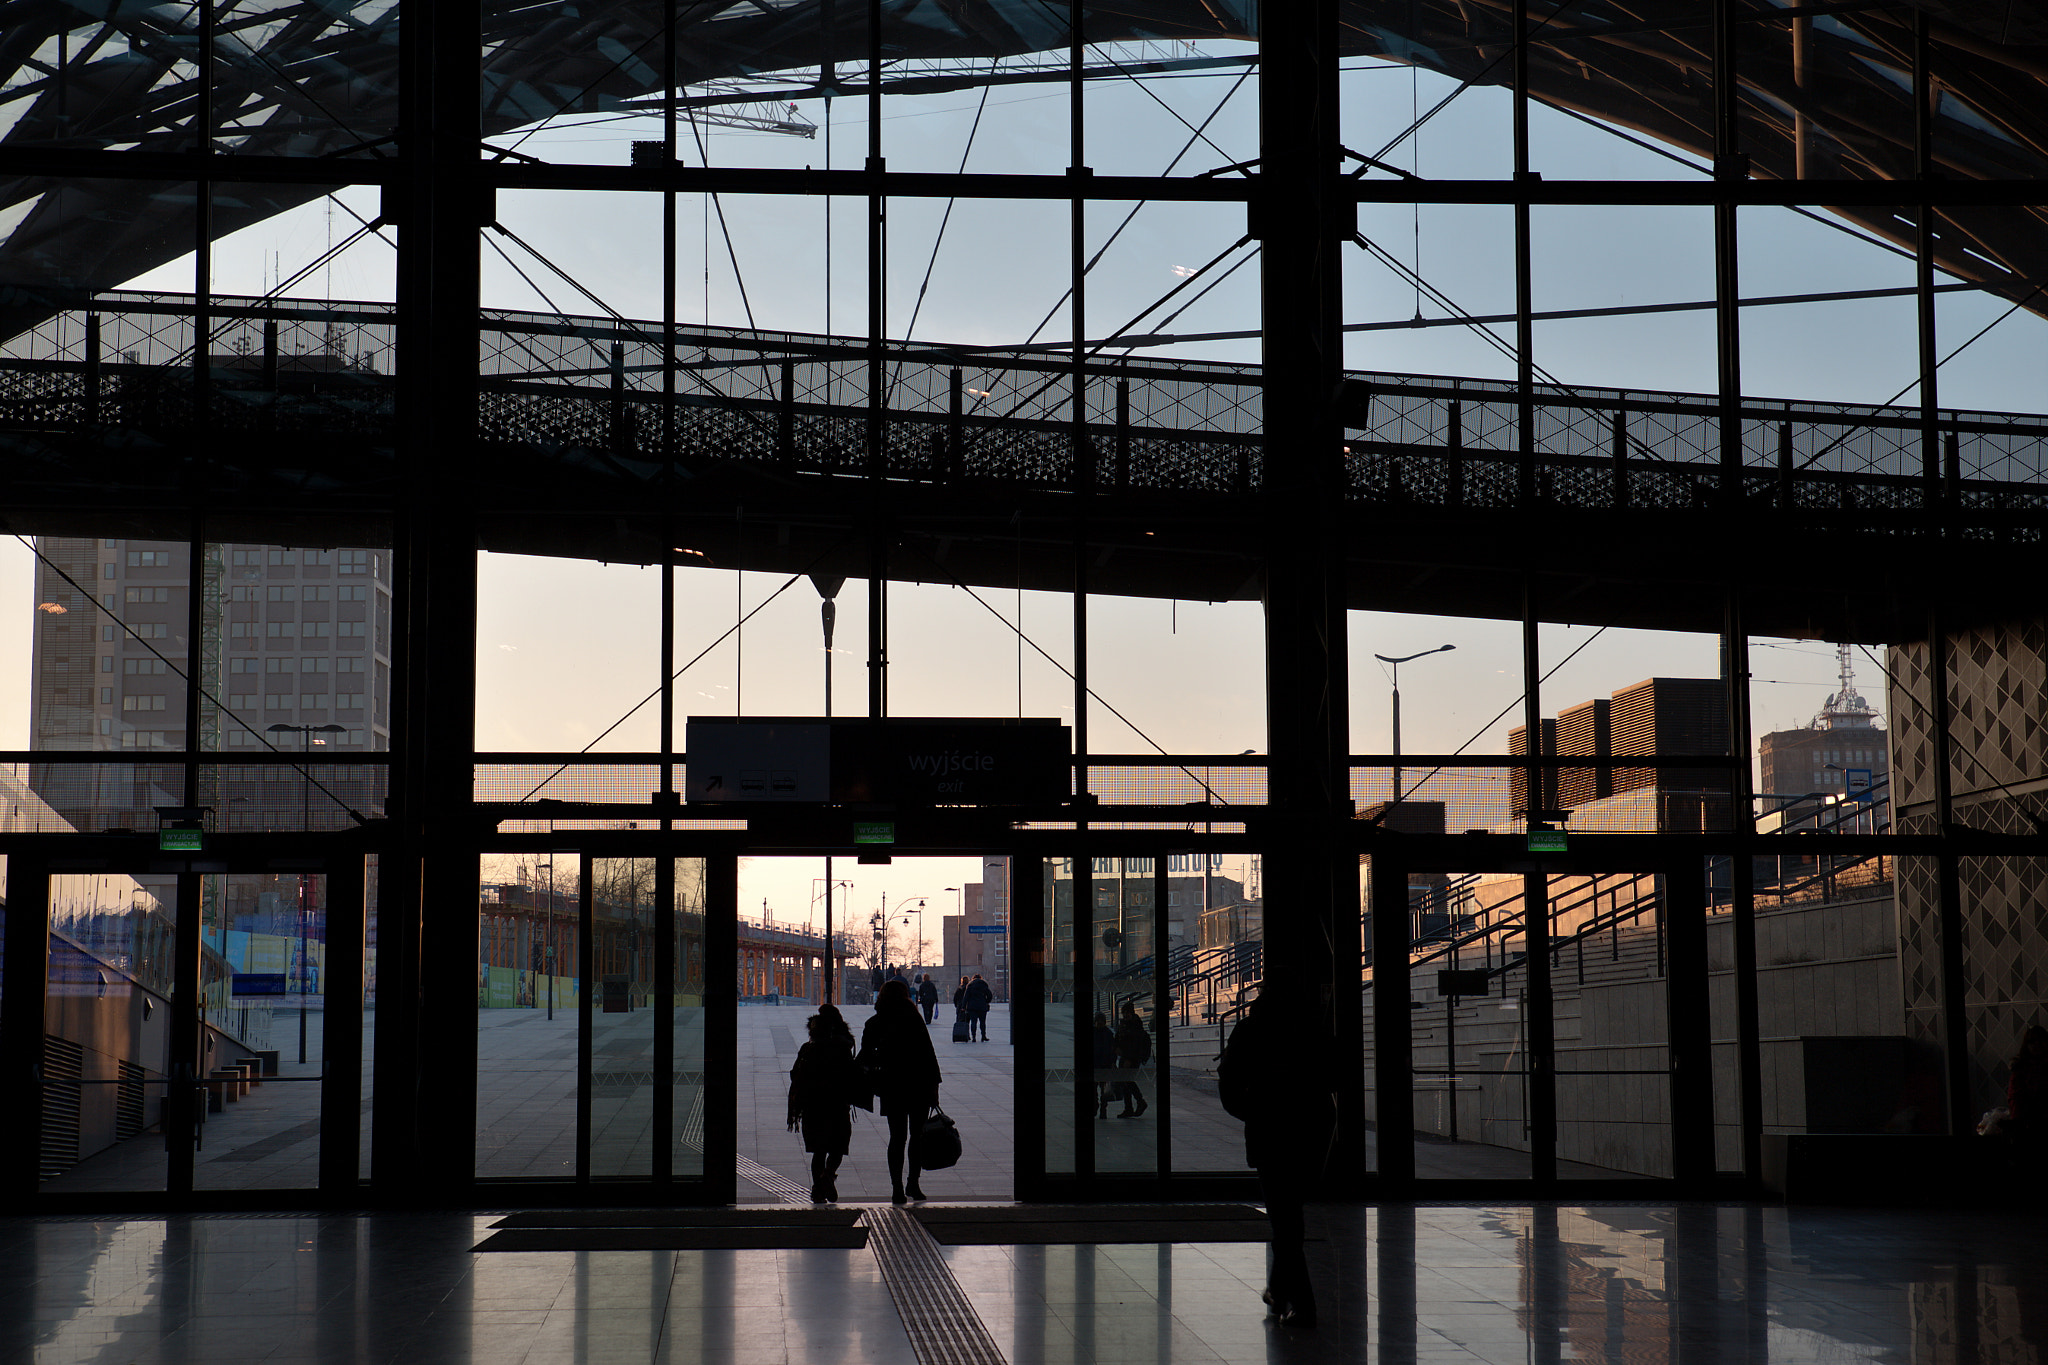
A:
[2,0,2046,1217]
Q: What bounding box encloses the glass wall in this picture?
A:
[39,869,174,1194]
[5,0,2046,1209]
[476,853,579,1179]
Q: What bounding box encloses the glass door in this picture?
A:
[1369,845,1714,1187]
[1020,851,1253,1198]
[18,853,365,1199]
[473,851,720,1191]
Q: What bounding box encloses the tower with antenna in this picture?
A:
[1756,644,1889,802]
[1815,643,1883,732]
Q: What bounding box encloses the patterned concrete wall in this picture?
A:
[1887,619,2048,1115]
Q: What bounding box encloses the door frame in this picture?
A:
[1,838,368,1209]
[1012,840,1266,1203]
[1364,838,1717,1191]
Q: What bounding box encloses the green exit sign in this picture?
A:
[160,827,203,852]
[853,820,895,846]
[1527,828,1567,853]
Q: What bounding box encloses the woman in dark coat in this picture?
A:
[858,977,943,1203]
[786,1004,859,1202]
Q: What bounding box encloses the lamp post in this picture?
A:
[1374,645,1456,807]
[544,852,556,1021]
[267,721,345,1064]
[812,575,845,1004]
[890,895,936,975]
[944,886,961,976]
[870,908,886,990]
[814,876,852,1002]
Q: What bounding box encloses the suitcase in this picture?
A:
[952,1018,971,1043]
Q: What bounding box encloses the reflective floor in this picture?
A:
[8,1201,2045,1365]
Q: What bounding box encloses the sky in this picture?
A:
[5,41,2040,939]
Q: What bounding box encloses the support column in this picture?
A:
[1926,610,1972,1136]
[1726,593,1764,1181]
[394,0,484,1198]
[1257,0,1356,1190]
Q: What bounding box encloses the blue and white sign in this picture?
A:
[968,924,1004,934]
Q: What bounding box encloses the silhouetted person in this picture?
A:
[859,977,942,1203]
[966,973,994,1041]
[786,1004,859,1202]
[917,974,939,1024]
[1091,1011,1118,1119]
[1218,988,1338,1329]
[1114,1001,1151,1117]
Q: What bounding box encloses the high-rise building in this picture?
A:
[28,536,394,831]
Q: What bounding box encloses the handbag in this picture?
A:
[917,1108,963,1170]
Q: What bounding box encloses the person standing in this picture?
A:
[1218,988,1338,1329]
[917,973,939,1024]
[1114,1001,1151,1117]
[786,1004,859,1202]
[1091,1011,1118,1119]
[966,973,994,1042]
[859,977,943,1204]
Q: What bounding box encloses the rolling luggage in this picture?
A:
[951,1015,971,1043]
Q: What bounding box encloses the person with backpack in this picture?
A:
[1218,988,1338,1328]
[786,1004,861,1203]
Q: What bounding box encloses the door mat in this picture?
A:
[490,1208,863,1229]
[474,1226,869,1252]
[475,1208,866,1251]
[909,1204,1279,1245]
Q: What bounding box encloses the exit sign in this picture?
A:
[1527,828,1567,852]
[160,827,203,852]
[853,820,895,845]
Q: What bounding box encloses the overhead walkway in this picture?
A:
[6,294,2045,637]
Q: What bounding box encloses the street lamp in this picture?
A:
[812,576,846,1004]
[267,722,345,1064]
[1374,645,1456,806]
[814,876,852,1003]
[889,894,936,975]
[944,886,960,975]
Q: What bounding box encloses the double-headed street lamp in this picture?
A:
[1374,645,1456,807]
[267,722,345,1064]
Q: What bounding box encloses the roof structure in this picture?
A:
[2,1,2045,341]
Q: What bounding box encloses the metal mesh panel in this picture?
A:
[474,762,664,805]
[1082,763,1267,807]
[7,294,2043,519]
[7,760,387,833]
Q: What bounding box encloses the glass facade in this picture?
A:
[3,3,2044,1208]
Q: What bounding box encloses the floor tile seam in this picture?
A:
[864,1207,1007,1365]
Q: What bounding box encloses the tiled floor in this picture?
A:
[9,1200,2047,1364]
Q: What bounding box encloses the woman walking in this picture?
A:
[786,1004,859,1202]
[858,977,943,1203]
